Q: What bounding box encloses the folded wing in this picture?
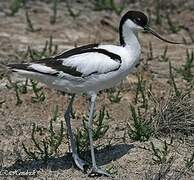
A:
[8,44,122,78]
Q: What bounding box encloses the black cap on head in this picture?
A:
[119,11,148,46]
[121,11,148,28]
[119,10,182,46]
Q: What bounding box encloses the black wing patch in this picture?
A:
[54,43,99,59]
[8,60,83,77]
[54,43,121,64]
[34,58,83,77]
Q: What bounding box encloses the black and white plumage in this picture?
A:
[10,44,122,77]
[8,11,180,176]
[9,43,135,95]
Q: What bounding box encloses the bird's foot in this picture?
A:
[89,167,111,177]
[73,154,88,172]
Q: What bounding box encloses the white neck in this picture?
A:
[119,20,141,62]
[119,21,140,48]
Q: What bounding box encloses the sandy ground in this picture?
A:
[1,0,194,180]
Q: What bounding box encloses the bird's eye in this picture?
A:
[133,18,141,24]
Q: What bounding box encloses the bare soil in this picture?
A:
[1,0,194,180]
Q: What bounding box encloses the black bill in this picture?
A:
[144,26,182,44]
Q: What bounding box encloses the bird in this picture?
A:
[7,11,181,176]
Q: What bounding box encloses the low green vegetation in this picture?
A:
[6,77,28,105]
[159,46,169,62]
[135,74,149,110]
[107,88,122,103]
[22,105,64,162]
[168,61,181,97]
[50,0,59,24]
[10,0,25,16]
[128,105,153,142]
[144,141,194,180]
[146,42,154,61]
[25,36,58,60]
[66,1,81,18]
[155,0,162,26]
[176,49,194,83]
[166,13,181,33]
[6,36,58,104]
[150,140,173,164]
[95,0,126,15]
[6,78,46,104]
[184,27,194,43]
[30,80,46,103]
[25,9,40,32]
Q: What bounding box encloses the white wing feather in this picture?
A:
[61,52,120,76]
[29,64,57,74]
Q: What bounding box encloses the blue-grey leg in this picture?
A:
[88,94,110,177]
[64,94,86,171]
